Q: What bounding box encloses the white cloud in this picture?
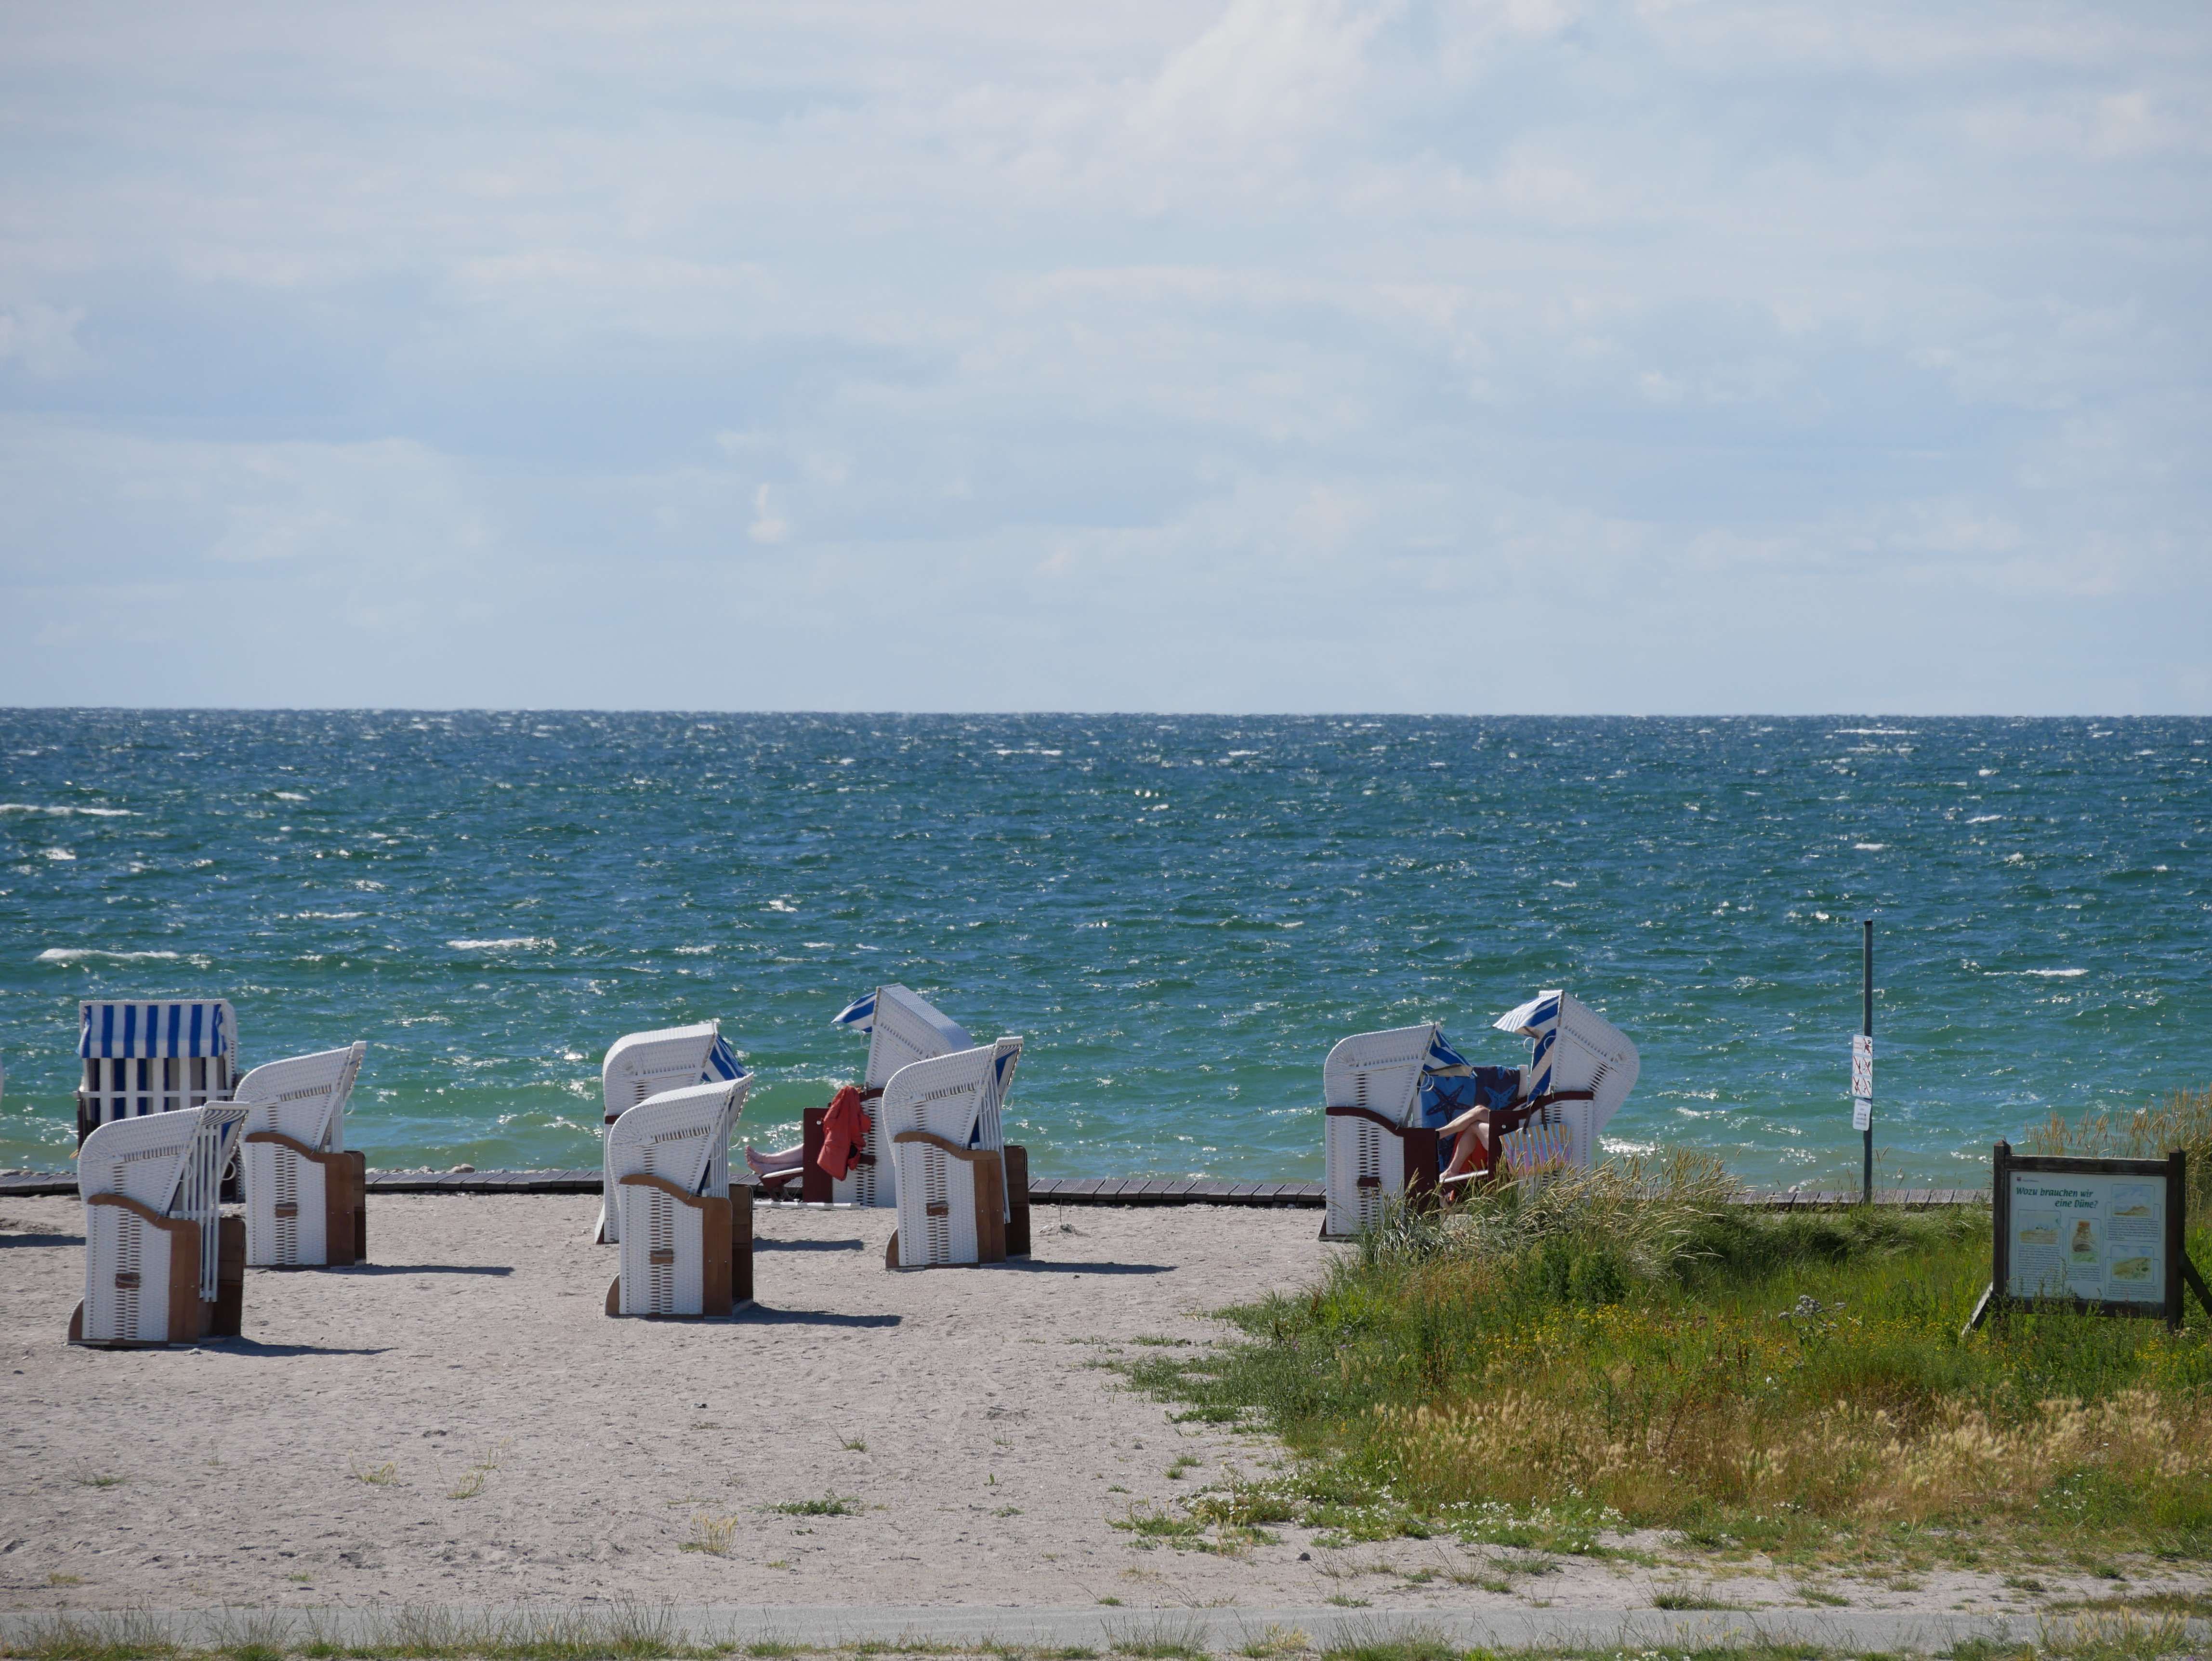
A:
[0,0,2206,712]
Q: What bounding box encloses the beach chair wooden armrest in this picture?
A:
[244,1129,345,1163]
[87,1191,197,1234]
[617,1171,718,1208]
[1324,1104,1414,1135]
[890,1128,998,1163]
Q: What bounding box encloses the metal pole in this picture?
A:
[1862,918,1874,1204]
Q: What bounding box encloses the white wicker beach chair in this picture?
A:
[813,986,975,1207]
[880,1039,1024,1269]
[75,1000,238,1143]
[1491,991,1639,1174]
[71,1104,249,1346]
[595,1021,746,1243]
[1320,1023,1448,1240]
[605,1077,749,1318]
[236,1042,369,1268]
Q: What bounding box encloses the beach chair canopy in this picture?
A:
[601,1021,746,1123]
[1322,1023,1441,1129]
[79,1000,237,1062]
[833,984,974,1092]
[76,999,241,1136]
[1494,989,1639,1137]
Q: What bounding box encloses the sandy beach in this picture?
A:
[2,1195,2201,1621]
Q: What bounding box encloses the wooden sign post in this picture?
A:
[1965,1142,2212,1335]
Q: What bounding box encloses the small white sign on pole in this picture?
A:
[1851,1033,1873,1132]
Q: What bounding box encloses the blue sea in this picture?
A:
[2,712,2206,1187]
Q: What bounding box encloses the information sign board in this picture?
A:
[1990,1143,2186,1327]
[1851,1034,1873,1101]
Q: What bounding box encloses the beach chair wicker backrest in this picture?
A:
[235,1043,366,1153]
[880,1045,1003,1267]
[76,1000,238,1136]
[1323,1024,1436,1128]
[608,1078,745,1316]
[861,986,974,1092]
[601,1022,724,1123]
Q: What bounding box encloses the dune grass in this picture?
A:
[1124,1129,2212,1565]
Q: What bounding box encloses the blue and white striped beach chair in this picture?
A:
[1490,991,1639,1175]
[75,999,239,1144]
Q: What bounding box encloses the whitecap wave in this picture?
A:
[447,936,553,951]
[42,847,75,861]
[0,804,132,817]
[37,948,182,963]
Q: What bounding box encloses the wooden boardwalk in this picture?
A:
[0,1167,1986,1209]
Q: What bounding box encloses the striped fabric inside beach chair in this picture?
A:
[605,1077,749,1319]
[880,1038,1024,1270]
[75,1000,238,1144]
[595,1021,747,1243]
[72,1104,249,1347]
[805,985,975,1207]
[1320,1023,1453,1239]
[1491,991,1640,1175]
[237,1042,369,1267]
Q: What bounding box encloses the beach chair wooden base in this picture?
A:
[66,1213,246,1346]
[732,1182,753,1305]
[244,1132,366,1267]
[1320,1112,1439,1240]
[1004,1144,1030,1257]
[883,1139,1007,1269]
[606,1182,738,1319]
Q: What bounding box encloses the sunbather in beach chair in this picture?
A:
[595,1021,747,1243]
[71,1103,249,1346]
[605,1077,750,1318]
[75,999,239,1144]
[1486,990,1639,1175]
[236,1042,369,1267]
[880,1038,1024,1269]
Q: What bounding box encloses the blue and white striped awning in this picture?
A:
[705,1032,747,1082]
[79,1000,236,1061]
[1495,991,1565,1098]
[1424,1029,1470,1073]
[831,990,877,1033]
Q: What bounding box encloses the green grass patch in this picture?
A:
[765,1493,861,1517]
[1119,1139,2212,1563]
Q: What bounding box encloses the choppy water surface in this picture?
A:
[2,712,2206,1186]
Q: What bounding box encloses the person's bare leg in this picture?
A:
[1440,1111,1492,1184]
[745,1143,803,1179]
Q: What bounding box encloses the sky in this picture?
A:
[0,0,2206,714]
